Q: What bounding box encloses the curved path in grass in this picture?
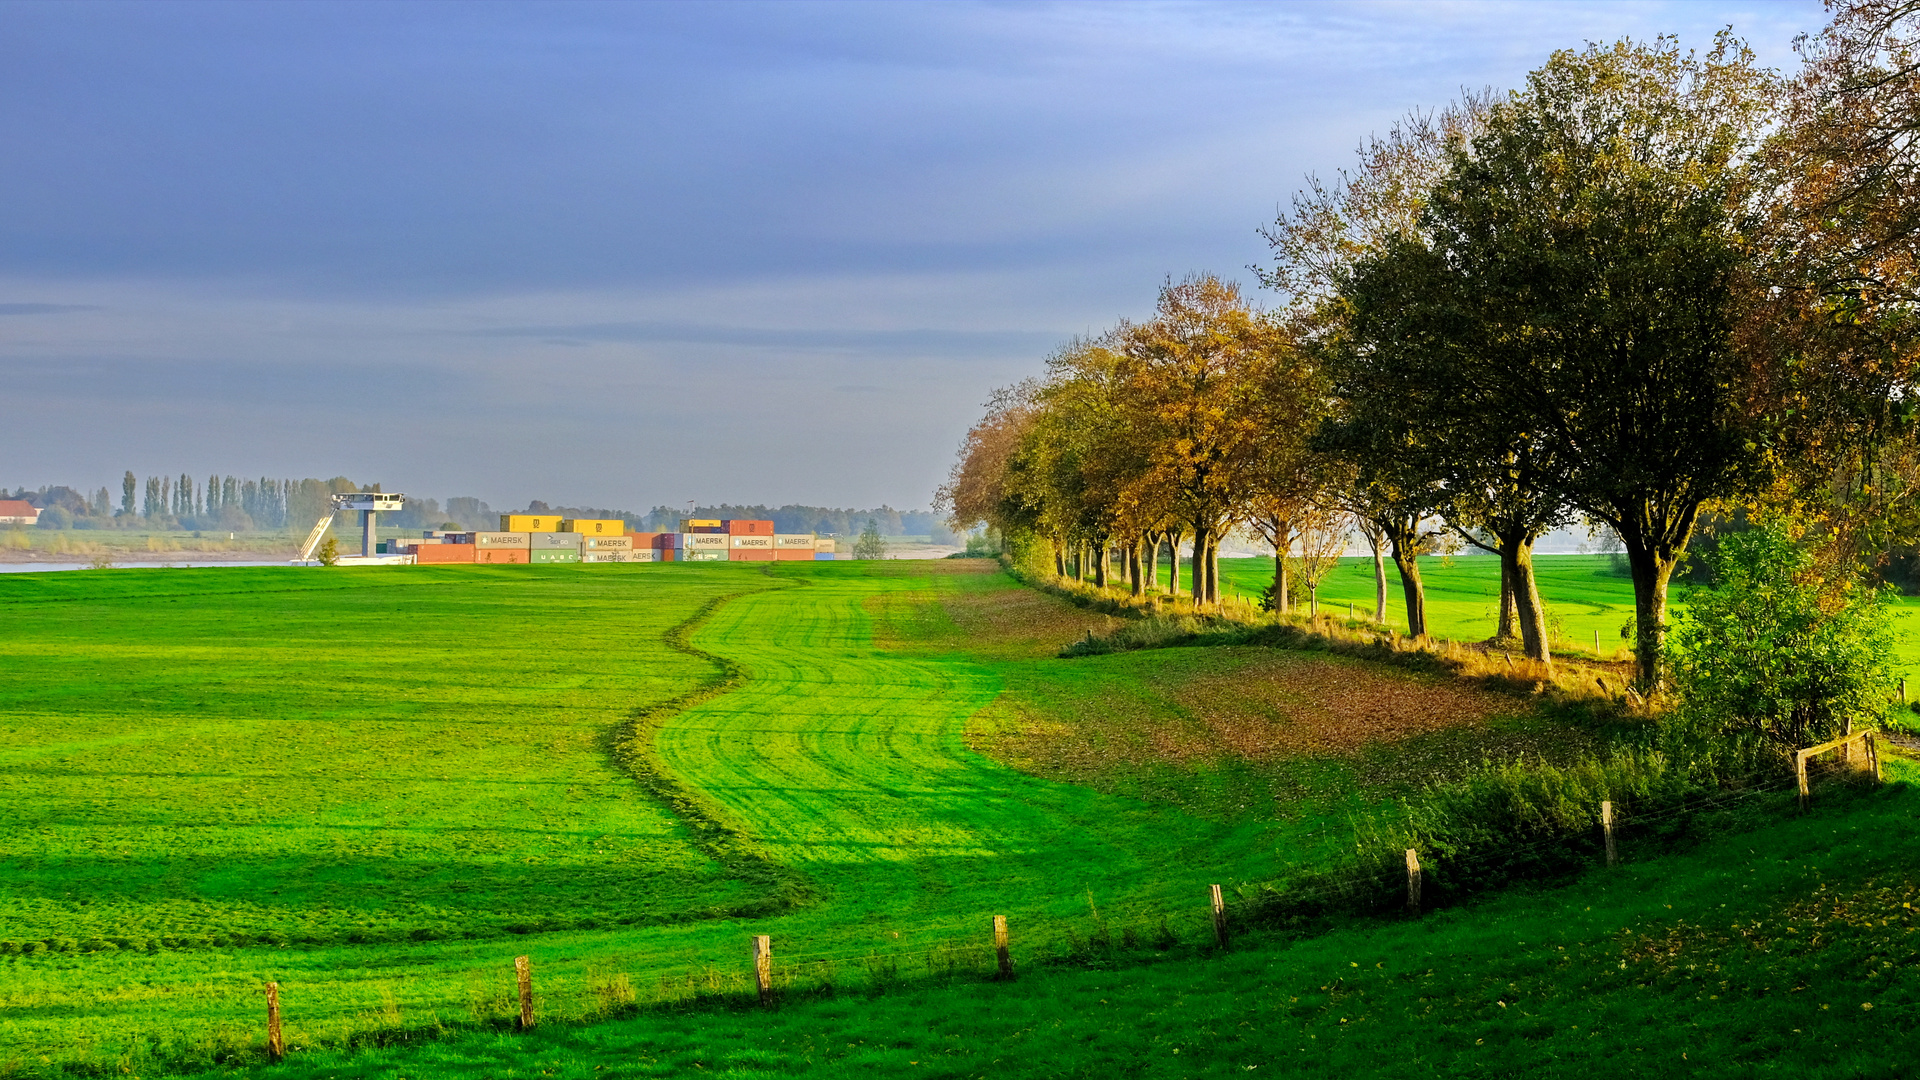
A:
[654,567,1268,942]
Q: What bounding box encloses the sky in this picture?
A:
[0,0,1829,514]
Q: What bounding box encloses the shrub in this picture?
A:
[1668,526,1895,749]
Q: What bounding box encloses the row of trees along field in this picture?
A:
[939,6,1920,691]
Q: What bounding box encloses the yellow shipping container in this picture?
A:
[563,518,625,535]
[502,514,564,532]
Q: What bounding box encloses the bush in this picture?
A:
[35,505,71,530]
[1668,526,1895,749]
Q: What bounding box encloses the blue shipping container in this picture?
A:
[814,552,836,560]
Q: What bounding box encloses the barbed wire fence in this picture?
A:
[163,744,1893,1068]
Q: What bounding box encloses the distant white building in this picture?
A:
[0,500,40,526]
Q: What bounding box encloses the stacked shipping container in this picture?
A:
[383,516,844,567]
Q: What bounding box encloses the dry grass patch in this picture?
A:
[1174,652,1524,758]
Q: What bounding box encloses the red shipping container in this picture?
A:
[774,548,815,561]
[731,549,776,561]
[629,532,662,547]
[655,548,676,562]
[414,543,476,564]
[474,548,531,564]
[725,520,774,536]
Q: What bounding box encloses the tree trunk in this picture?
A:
[1623,543,1681,691]
[1211,538,1221,607]
[1380,519,1428,639]
[1093,537,1109,589]
[1052,538,1066,578]
[1168,531,1182,597]
[1391,547,1426,639]
[1497,562,1516,642]
[1499,535,1552,669]
[1372,541,1387,622]
[1128,538,1143,597]
[1191,525,1215,605]
[1144,531,1160,590]
[1270,519,1294,615]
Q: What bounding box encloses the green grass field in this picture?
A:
[3,561,1465,1071]
[0,557,1912,1075]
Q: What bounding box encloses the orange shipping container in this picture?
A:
[726,520,774,535]
[731,549,776,561]
[475,548,532,564]
[774,548,815,561]
[414,543,476,564]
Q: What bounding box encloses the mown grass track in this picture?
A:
[654,564,1297,934]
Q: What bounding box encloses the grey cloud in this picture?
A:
[460,321,1058,357]
[0,303,98,315]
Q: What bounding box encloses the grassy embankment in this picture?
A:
[1,559,1912,1075]
[195,766,1920,1079]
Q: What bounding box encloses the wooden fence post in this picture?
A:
[264,981,284,1062]
[992,915,1012,980]
[514,955,534,1030]
[1594,629,1600,655]
[1209,884,1229,948]
[1796,749,1810,812]
[1867,732,1882,782]
[1901,677,1908,705]
[1600,801,1617,868]
[752,935,772,1004]
[1405,850,1422,916]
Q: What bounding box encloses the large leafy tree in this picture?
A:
[935,382,1044,561]
[1111,275,1289,606]
[1262,96,1491,638]
[1334,233,1570,661]
[1749,0,1920,576]
[1417,36,1778,687]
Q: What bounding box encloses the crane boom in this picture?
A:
[298,512,337,561]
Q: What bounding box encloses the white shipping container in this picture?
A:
[730,534,775,550]
[685,534,728,550]
[473,531,531,548]
[773,534,816,549]
[630,549,659,562]
[583,535,634,550]
[815,539,836,553]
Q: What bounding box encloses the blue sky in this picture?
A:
[0,0,1826,513]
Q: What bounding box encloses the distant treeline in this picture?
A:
[8,480,951,541]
